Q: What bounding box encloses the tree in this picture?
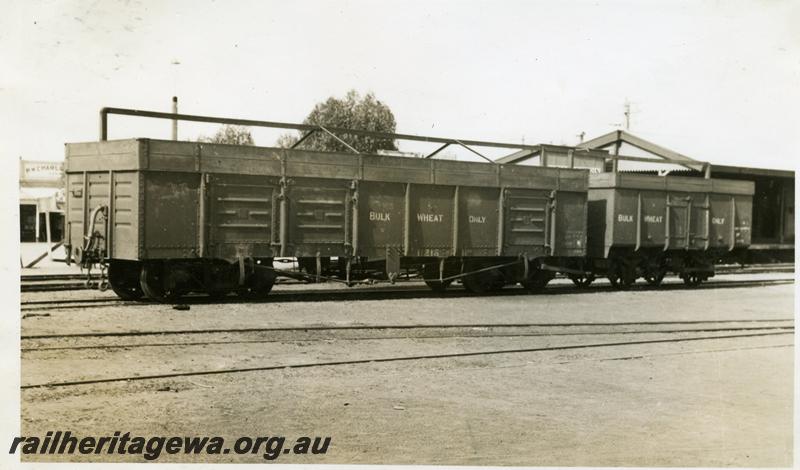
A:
[198,125,254,145]
[277,90,397,153]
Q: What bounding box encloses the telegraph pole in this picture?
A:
[624,100,631,131]
[171,96,179,140]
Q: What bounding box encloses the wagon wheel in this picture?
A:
[203,260,232,300]
[424,279,453,292]
[608,263,636,290]
[568,274,595,288]
[520,269,554,293]
[239,266,277,299]
[139,262,180,302]
[422,264,453,292]
[108,261,144,301]
[462,269,504,294]
[644,269,667,286]
[681,273,703,287]
[205,287,229,300]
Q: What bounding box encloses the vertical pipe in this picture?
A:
[279,180,288,257]
[704,194,710,250]
[544,193,550,252]
[172,96,178,141]
[567,149,574,169]
[451,186,459,256]
[82,172,89,240]
[685,197,693,250]
[351,184,359,256]
[107,170,114,259]
[45,210,52,259]
[99,109,108,141]
[612,138,621,173]
[778,182,786,244]
[198,174,206,257]
[549,190,557,256]
[497,187,505,256]
[35,201,40,242]
[664,194,670,251]
[403,183,411,256]
[634,191,642,251]
[729,196,736,252]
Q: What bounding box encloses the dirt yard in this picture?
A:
[19,274,794,466]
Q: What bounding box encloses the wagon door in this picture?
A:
[502,188,551,257]
[287,179,351,257]
[666,193,690,250]
[666,192,709,250]
[207,174,276,259]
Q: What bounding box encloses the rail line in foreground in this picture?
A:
[21,330,793,389]
[21,324,794,352]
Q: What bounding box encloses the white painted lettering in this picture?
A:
[468,215,486,224]
[617,214,634,223]
[369,211,390,222]
[416,213,443,223]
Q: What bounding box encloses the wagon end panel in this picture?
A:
[207,174,277,260]
[65,140,143,260]
[142,172,200,259]
[65,172,86,255]
[110,171,140,260]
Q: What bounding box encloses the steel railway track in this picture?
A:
[19,276,795,311]
[21,324,794,353]
[21,329,793,389]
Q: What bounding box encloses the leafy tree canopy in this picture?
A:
[278,90,397,153]
[199,125,254,146]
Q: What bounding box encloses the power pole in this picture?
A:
[624,100,631,131]
[171,96,178,141]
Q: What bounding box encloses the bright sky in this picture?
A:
[2,0,799,170]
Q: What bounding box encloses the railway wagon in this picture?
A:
[580,172,754,288]
[64,138,589,301]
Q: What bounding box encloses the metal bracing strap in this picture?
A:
[290,129,317,149]
[318,126,360,154]
[453,140,496,164]
[425,143,450,159]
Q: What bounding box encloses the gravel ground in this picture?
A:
[19,274,795,466]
